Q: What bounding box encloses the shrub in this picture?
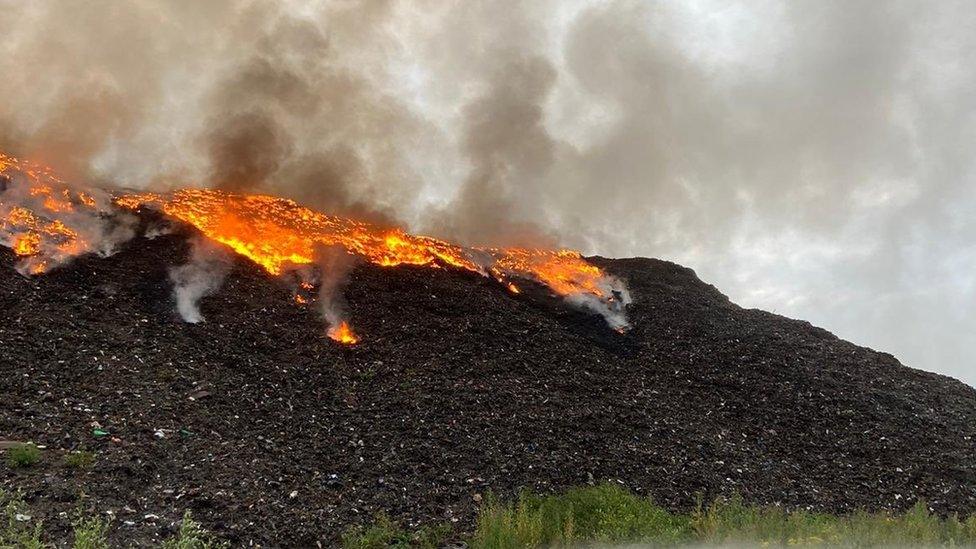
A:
[471,483,690,548]
[0,488,44,549]
[72,514,110,549]
[6,443,41,468]
[161,511,229,549]
[342,513,449,549]
[64,450,96,470]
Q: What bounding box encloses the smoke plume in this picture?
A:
[170,237,231,323]
[315,245,357,339]
[1,1,974,382]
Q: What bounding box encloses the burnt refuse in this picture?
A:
[1,224,975,546]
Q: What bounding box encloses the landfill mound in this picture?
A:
[2,218,975,546]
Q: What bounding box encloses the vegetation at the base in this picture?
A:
[1,489,44,549]
[5,443,41,468]
[71,513,109,549]
[160,511,228,549]
[345,484,976,548]
[341,513,450,549]
[471,483,688,548]
[63,451,96,471]
[469,484,976,548]
[690,492,976,547]
[1,489,224,549]
[9,481,976,547]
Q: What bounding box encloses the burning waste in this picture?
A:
[0,153,135,276]
[1,152,631,340]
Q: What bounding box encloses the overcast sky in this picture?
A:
[1,1,974,384]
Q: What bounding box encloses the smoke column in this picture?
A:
[170,237,231,323]
[0,1,974,382]
[315,245,357,339]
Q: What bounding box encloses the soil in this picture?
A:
[2,214,975,547]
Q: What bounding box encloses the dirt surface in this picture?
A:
[2,216,975,547]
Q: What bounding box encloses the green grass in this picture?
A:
[472,484,690,548]
[467,485,976,548]
[5,443,41,468]
[63,451,96,470]
[342,513,450,549]
[689,493,976,547]
[7,481,976,547]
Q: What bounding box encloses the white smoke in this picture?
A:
[169,237,231,323]
[568,275,632,332]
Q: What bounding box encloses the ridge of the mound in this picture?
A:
[2,221,975,546]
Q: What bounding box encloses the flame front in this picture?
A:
[2,151,631,337]
[328,321,359,345]
[114,188,622,303]
[115,189,483,276]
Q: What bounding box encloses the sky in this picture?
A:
[0,0,973,384]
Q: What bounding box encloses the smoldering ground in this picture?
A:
[0,1,973,382]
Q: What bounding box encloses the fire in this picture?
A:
[12,232,40,256]
[328,321,359,345]
[1,151,631,336]
[113,189,619,302]
[115,189,483,276]
[0,154,103,275]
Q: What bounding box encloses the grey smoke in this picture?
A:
[170,237,231,323]
[0,1,973,383]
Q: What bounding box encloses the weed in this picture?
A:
[72,514,109,549]
[342,513,449,549]
[471,483,689,548]
[0,488,44,549]
[64,451,96,470]
[6,443,41,468]
[161,511,228,549]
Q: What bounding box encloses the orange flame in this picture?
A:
[113,189,619,301]
[1,153,101,275]
[2,151,630,336]
[328,321,359,345]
